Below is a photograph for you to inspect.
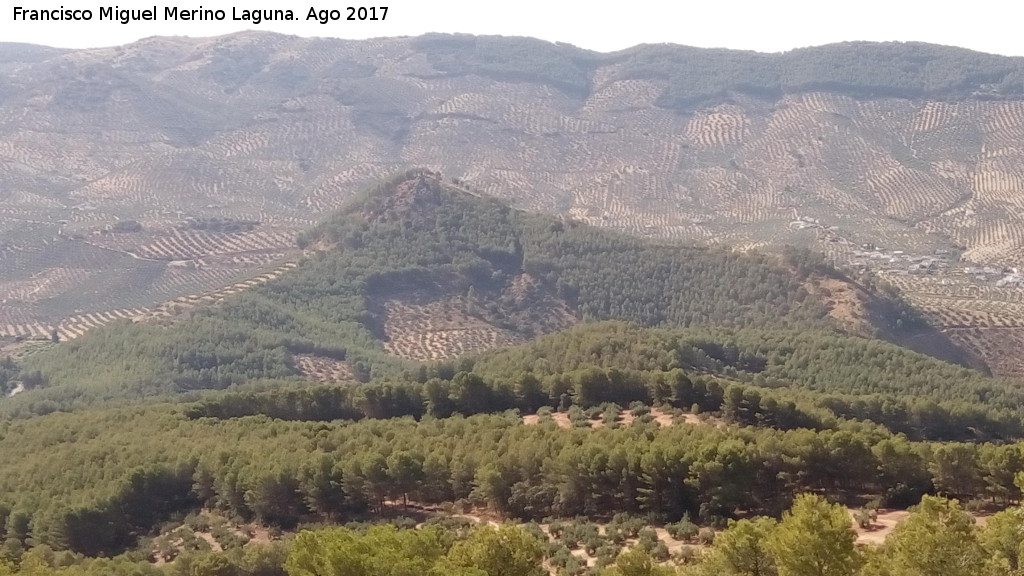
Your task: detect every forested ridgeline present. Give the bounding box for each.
[1,405,1023,562]
[463,321,1024,440]
[8,312,1014,439]
[175,320,1022,442]
[465,322,1000,405]
[11,171,847,410]
[412,34,1024,108]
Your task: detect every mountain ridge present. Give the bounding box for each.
[3,33,1024,375]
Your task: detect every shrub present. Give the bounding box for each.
[629,401,651,416]
[595,544,620,567]
[674,545,699,564]
[666,514,699,541]
[637,528,659,552]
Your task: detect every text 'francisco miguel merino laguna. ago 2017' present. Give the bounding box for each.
[12,6,388,25]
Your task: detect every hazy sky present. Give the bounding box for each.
[2,0,1024,56]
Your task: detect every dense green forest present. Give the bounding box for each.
[174,320,1021,441]
[1,322,1022,561]
[0,404,1022,574]
[410,34,1024,109]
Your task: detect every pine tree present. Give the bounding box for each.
[441,525,545,576]
[867,496,987,576]
[699,517,778,576]
[768,494,861,576]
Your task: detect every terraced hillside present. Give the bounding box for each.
[4,34,1024,374]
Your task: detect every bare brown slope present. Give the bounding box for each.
[804,273,987,372]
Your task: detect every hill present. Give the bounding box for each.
[13,170,871,409]
[3,34,1024,374]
